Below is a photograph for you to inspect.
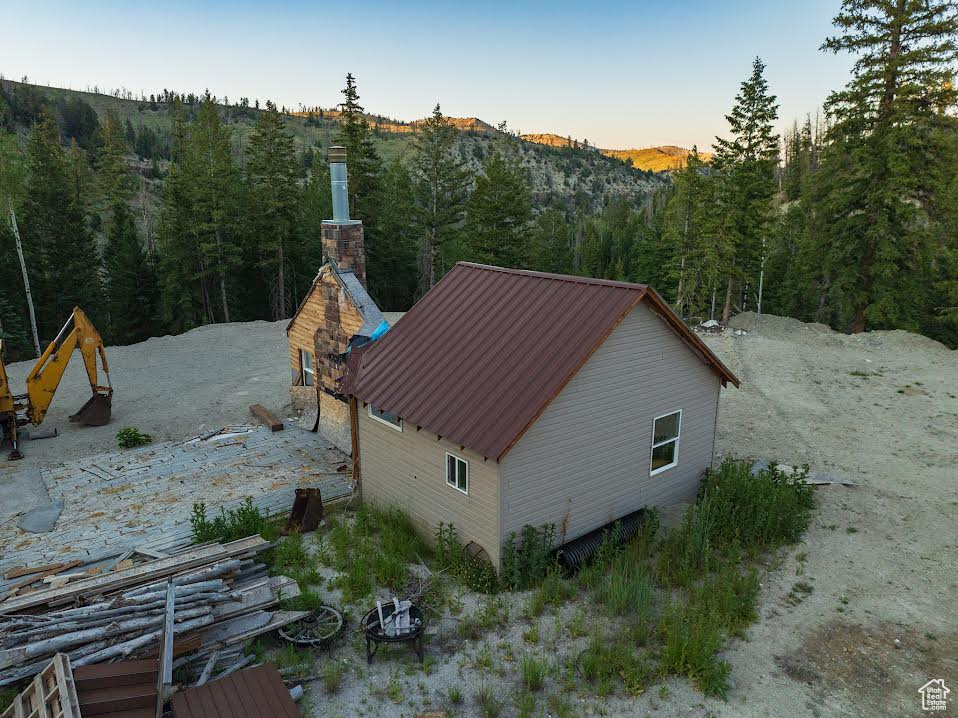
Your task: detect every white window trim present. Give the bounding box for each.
[650,409,682,476]
[445,452,469,495]
[367,403,402,431]
[300,349,314,386]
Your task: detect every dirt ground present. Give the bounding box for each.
[1,312,955,716]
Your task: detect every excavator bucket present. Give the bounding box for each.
[69,393,112,426]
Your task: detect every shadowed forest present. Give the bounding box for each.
[0,0,955,358]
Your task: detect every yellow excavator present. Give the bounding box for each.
[0,307,112,460]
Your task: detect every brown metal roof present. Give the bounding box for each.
[341,262,739,461]
[171,663,298,718]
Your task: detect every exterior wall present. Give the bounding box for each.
[287,268,364,393]
[319,392,351,454]
[357,405,502,568]
[499,302,722,548]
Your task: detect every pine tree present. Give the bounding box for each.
[465,148,533,268]
[712,57,780,320]
[103,202,159,343]
[334,74,383,226]
[665,148,721,317]
[372,158,419,309]
[296,158,332,301]
[412,104,472,294]
[245,101,299,319]
[98,110,135,206]
[815,0,958,333]
[19,112,100,338]
[156,100,208,331]
[184,96,244,323]
[532,207,574,274]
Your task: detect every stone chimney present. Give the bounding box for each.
[321,146,366,287]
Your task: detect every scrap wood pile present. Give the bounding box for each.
[0,536,309,688]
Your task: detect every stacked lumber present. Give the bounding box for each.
[0,537,307,689]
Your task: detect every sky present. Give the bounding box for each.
[1,0,854,150]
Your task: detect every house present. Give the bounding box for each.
[286,147,387,452]
[340,263,739,569]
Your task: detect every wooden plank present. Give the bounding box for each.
[30,672,50,718]
[3,564,68,580]
[4,562,82,599]
[248,404,283,432]
[0,538,266,615]
[52,654,79,718]
[155,582,174,717]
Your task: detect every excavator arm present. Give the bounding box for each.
[24,307,113,426]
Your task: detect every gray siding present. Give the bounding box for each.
[499,302,721,546]
[357,406,502,567]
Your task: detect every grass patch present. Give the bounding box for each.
[658,599,731,698]
[657,457,814,586]
[321,660,345,694]
[458,596,508,640]
[501,523,556,590]
[475,678,504,717]
[578,633,652,697]
[519,653,548,691]
[526,568,575,617]
[0,688,19,714]
[786,580,814,606]
[190,497,277,543]
[273,643,314,677]
[594,554,655,618]
[323,504,430,604]
[435,522,498,593]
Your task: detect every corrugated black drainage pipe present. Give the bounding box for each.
[555,508,647,572]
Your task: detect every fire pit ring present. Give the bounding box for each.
[360,602,425,664]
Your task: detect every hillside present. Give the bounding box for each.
[520,133,711,171]
[0,80,664,211]
[602,145,714,172]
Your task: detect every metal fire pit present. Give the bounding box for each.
[360,603,425,664]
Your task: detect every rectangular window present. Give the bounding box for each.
[368,403,402,431]
[446,453,468,494]
[650,410,681,475]
[300,349,314,386]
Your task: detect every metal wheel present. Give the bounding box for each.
[278,606,343,647]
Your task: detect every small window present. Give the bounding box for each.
[300,349,314,386]
[446,453,468,494]
[368,403,402,431]
[650,410,681,475]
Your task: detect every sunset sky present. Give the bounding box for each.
[1,0,853,150]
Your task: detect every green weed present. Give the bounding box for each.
[116,426,152,448]
[475,678,504,717]
[578,633,651,697]
[519,653,548,691]
[190,497,276,543]
[502,523,556,590]
[594,555,655,618]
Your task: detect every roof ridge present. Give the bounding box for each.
[456,262,648,291]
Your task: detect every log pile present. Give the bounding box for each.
[0,536,308,688]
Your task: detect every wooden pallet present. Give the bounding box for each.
[1,653,80,718]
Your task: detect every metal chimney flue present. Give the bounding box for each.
[328,146,350,222]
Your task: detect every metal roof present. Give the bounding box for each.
[341,262,738,461]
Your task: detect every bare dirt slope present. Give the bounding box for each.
[1,320,294,468]
[699,313,957,717]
